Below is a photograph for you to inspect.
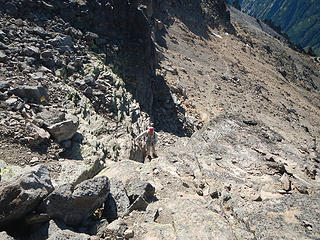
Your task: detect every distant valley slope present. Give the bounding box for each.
[228,0,320,55]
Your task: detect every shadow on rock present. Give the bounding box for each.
[58,132,84,160]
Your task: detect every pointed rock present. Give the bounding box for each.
[280,173,291,191]
[26,123,50,146]
[0,50,8,63]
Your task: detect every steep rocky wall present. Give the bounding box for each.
[0,0,233,114]
[0,0,156,112]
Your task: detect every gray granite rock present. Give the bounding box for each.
[102,178,130,222]
[0,165,54,226]
[12,85,48,103]
[45,176,110,227]
[47,114,79,143]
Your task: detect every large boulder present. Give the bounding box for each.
[98,161,156,216]
[97,160,141,184]
[45,176,110,227]
[47,114,79,143]
[0,165,54,227]
[12,85,48,103]
[36,108,66,127]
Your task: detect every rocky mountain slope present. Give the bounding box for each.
[0,0,320,239]
[227,0,320,55]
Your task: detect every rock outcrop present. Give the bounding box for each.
[47,114,79,143]
[11,85,48,104]
[115,115,320,239]
[102,178,130,222]
[0,165,53,227]
[45,176,110,227]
